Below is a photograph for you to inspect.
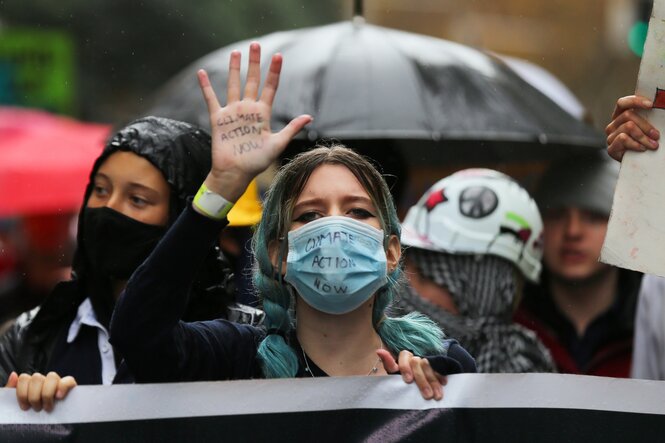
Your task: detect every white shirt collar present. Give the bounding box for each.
[67,297,108,344]
[66,297,117,385]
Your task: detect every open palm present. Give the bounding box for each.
[198,43,312,201]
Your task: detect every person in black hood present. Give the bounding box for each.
[0,116,244,411]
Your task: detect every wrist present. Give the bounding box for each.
[192,183,235,220]
[204,170,252,203]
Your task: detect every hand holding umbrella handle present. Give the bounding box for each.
[197,42,312,204]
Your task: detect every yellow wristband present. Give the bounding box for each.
[193,183,235,220]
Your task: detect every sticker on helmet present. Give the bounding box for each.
[500,212,533,244]
[499,226,532,243]
[425,189,448,212]
[459,186,498,218]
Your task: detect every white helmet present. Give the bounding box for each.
[402,169,543,282]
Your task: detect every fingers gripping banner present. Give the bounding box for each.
[1,374,665,442]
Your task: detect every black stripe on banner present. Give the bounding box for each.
[2,407,664,443]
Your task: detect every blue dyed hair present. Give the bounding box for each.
[253,145,444,378]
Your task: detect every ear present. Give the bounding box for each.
[268,239,288,276]
[385,234,402,273]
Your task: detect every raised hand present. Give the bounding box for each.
[605,95,660,161]
[198,42,312,202]
[377,349,446,401]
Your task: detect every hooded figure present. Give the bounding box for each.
[397,169,555,373]
[0,117,238,385]
[397,251,554,372]
[74,117,235,328]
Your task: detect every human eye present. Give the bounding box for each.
[581,210,607,224]
[130,195,150,208]
[348,208,375,219]
[293,211,321,224]
[92,183,109,198]
[544,208,565,222]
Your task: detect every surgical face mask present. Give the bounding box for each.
[82,207,166,280]
[284,216,388,315]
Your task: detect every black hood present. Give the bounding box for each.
[27,116,232,342]
[73,116,212,280]
[71,117,223,327]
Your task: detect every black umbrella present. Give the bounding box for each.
[147,19,604,166]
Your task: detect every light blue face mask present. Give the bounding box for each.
[284,216,388,315]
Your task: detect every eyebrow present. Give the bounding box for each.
[93,172,110,182]
[95,172,161,195]
[293,195,375,210]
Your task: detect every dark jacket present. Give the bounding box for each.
[0,281,77,383]
[0,279,133,385]
[0,117,234,385]
[515,270,642,377]
[110,204,476,383]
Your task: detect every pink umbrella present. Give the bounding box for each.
[0,107,111,217]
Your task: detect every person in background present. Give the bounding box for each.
[604,94,665,380]
[1,117,240,411]
[515,151,642,377]
[0,213,75,333]
[397,169,554,373]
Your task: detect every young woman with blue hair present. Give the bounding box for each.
[106,43,475,399]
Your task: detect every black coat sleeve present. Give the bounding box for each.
[110,205,263,383]
[425,339,477,375]
[0,323,22,385]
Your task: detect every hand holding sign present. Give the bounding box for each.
[605,95,660,161]
[198,42,313,202]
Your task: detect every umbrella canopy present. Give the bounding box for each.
[147,20,604,165]
[0,107,111,217]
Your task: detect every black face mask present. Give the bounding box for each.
[82,207,166,280]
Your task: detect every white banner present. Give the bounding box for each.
[1,374,665,442]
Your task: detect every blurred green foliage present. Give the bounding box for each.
[0,0,342,120]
